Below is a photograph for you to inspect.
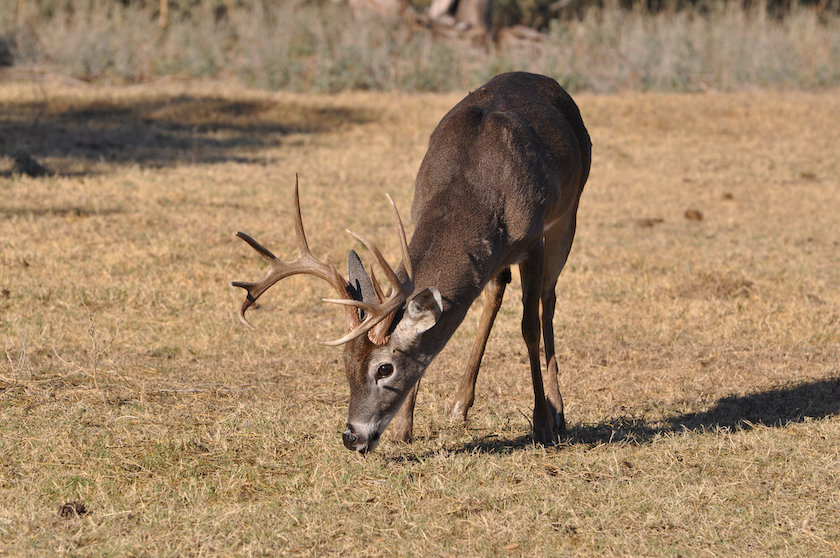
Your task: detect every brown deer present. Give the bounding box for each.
[232,72,591,453]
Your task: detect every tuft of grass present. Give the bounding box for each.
[0,79,839,556]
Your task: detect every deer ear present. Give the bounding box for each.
[401,287,442,335]
[347,250,376,317]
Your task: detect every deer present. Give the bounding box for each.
[231,72,591,454]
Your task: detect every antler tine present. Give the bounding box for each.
[344,230,402,292]
[369,266,387,303]
[344,195,412,293]
[386,193,413,285]
[367,266,393,345]
[318,292,407,346]
[230,231,351,329]
[321,248,408,345]
[230,232,278,330]
[291,174,313,259]
[230,176,356,333]
[322,194,414,346]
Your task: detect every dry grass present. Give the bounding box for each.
[3,0,840,92]
[1,78,839,556]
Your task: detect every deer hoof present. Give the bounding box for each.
[533,427,558,447]
[554,410,566,435]
[450,399,471,422]
[533,408,560,446]
[387,422,413,443]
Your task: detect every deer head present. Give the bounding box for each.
[231,176,442,454]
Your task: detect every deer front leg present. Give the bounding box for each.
[520,246,558,446]
[450,268,511,421]
[388,379,421,442]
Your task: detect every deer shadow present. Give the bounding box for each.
[442,376,840,456]
[0,93,379,174]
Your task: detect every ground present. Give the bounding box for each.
[0,77,839,556]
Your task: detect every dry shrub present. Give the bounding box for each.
[538,2,840,91]
[2,0,840,91]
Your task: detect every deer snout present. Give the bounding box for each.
[342,427,360,451]
[342,424,380,454]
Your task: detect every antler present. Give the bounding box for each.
[230,176,413,347]
[324,193,414,345]
[230,176,357,334]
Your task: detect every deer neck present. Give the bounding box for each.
[402,217,501,358]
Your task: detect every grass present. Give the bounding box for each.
[542,2,840,92]
[1,78,840,555]
[2,0,840,92]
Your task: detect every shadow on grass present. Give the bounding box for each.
[0,95,379,172]
[0,206,125,219]
[448,377,840,455]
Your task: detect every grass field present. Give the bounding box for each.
[1,77,839,556]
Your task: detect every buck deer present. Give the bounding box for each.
[232,72,591,454]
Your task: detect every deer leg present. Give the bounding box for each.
[388,379,421,442]
[520,244,557,446]
[541,289,565,434]
[541,209,579,435]
[450,268,511,421]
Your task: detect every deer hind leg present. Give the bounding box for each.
[520,243,558,446]
[540,288,565,434]
[388,379,421,443]
[541,211,579,435]
[450,268,511,422]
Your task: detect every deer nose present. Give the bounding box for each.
[342,426,362,452]
[343,425,378,454]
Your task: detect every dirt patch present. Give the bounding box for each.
[59,501,88,519]
[676,271,755,300]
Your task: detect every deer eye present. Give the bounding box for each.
[375,363,394,382]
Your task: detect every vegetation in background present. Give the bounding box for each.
[1,0,839,92]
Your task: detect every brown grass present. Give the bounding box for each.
[3,0,840,92]
[1,78,839,556]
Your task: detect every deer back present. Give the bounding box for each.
[407,72,592,335]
